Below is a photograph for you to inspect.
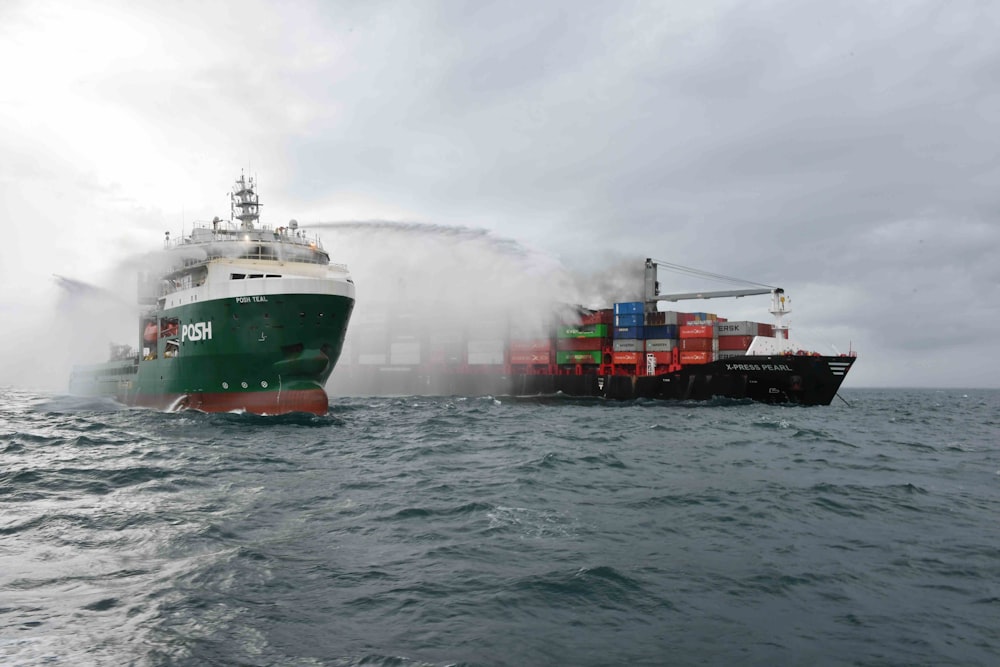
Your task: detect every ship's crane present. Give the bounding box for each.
[642,258,796,353]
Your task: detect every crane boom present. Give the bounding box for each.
[643,258,780,304]
[650,287,774,302]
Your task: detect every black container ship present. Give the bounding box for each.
[328,259,856,406]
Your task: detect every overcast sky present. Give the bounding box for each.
[2,0,998,389]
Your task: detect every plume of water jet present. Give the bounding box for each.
[0,274,136,390]
[307,220,580,336]
[303,220,663,391]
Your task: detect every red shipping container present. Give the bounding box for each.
[757,323,775,336]
[677,312,698,325]
[679,324,715,339]
[680,351,714,365]
[510,351,552,364]
[612,351,641,364]
[680,338,715,352]
[510,339,552,353]
[718,336,755,351]
[647,351,675,365]
[581,309,614,325]
[557,338,607,351]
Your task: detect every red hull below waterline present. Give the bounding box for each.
[129,388,330,415]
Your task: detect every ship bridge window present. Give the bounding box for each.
[249,274,264,279]
[240,245,278,261]
[231,273,246,280]
[266,274,281,278]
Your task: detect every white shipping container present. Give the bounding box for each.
[467,339,505,365]
[356,338,388,353]
[429,341,466,353]
[390,342,421,365]
[354,325,389,348]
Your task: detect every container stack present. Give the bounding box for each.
[355,315,389,365]
[581,308,614,327]
[556,323,607,366]
[466,318,507,368]
[422,314,465,367]
[389,337,421,365]
[467,339,505,365]
[385,313,421,366]
[716,321,775,359]
[340,302,781,380]
[611,301,644,367]
[508,338,553,367]
[678,321,717,365]
[608,308,727,371]
[643,310,679,367]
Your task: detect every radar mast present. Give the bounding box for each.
[231,173,261,230]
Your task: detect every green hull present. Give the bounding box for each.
[71,292,354,414]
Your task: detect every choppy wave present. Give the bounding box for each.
[1,387,998,666]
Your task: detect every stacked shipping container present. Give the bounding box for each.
[555,323,607,366]
[611,302,643,366]
[643,309,679,367]
[339,305,777,377]
[716,321,776,359]
[678,323,717,365]
[509,339,553,366]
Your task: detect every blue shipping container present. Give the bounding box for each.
[644,324,678,339]
[614,302,644,315]
[613,326,644,339]
[615,313,643,327]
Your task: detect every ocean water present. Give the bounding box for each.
[1,387,998,667]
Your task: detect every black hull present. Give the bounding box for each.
[330,355,855,406]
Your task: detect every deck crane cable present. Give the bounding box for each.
[648,258,776,291]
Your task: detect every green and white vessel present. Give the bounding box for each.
[69,174,355,414]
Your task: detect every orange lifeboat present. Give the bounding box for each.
[143,322,158,343]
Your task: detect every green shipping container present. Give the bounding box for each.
[556,350,602,365]
[556,324,608,339]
